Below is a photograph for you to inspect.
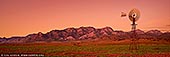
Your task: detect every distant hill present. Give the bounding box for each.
[0,26,170,43]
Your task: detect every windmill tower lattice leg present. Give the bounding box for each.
[129,23,139,51]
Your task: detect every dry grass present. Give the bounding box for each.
[0,39,170,56]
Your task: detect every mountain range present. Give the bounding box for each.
[0,26,170,43]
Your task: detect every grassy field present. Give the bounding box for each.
[0,39,170,56]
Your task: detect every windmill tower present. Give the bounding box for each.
[121,8,140,51]
[128,8,140,50]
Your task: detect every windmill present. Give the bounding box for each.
[121,8,140,51]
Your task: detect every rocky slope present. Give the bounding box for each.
[0,27,170,43]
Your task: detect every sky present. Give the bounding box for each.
[0,0,170,37]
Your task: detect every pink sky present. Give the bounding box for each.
[0,0,170,37]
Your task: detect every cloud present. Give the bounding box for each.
[144,25,170,32]
[146,26,164,29]
[160,30,170,31]
[148,25,170,28]
[166,25,170,27]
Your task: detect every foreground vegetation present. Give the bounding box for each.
[0,39,170,56]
